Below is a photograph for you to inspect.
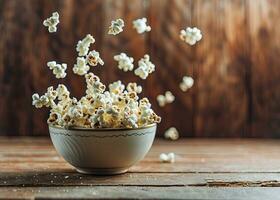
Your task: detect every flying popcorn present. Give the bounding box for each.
[73,57,90,76]
[114,53,134,72]
[180,27,202,45]
[159,153,175,163]
[180,76,194,92]
[133,18,151,34]
[164,127,179,140]
[47,61,67,79]
[108,19,125,35]
[156,91,175,107]
[32,93,49,108]
[43,12,60,33]
[76,34,95,57]
[86,50,104,67]
[134,54,155,79]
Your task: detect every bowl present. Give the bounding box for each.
[49,124,156,175]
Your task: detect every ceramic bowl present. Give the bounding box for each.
[49,124,156,175]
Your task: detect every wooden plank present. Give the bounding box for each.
[248,0,280,137]
[0,172,280,187]
[194,0,249,137]
[0,186,280,200]
[148,0,195,136]
[1,138,280,173]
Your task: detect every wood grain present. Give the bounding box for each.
[248,0,280,137]
[1,0,280,137]
[0,138,280,199]
[194,0,249,137]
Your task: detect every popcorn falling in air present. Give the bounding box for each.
[133,18,151,34]
[76,34,95,57]
[114,53,134,72]
[47,61,67,79]
[156,91,175,107]
[108,19,125,35]
[159,153,175,163]
[164,127,179,140]
[134,54,155,79]
[180,76,194,92]
[180,27,202,45]
[43,12,59,33]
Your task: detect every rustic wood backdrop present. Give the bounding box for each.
[0,0,280,137]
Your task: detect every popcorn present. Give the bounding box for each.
[109,80,125,95]
[32,93,49,108]
[76,34,95,56]
[47,112,62,125]
[43,12,59,33]
[126,83,142,94]
[134,54,155,79]
[159,153,175,163]
[33,18,162,129]
[47,61,67,79]
[73,57,90,75]
[114,53,134,72]
[180,27,202,45]
[133,18,151,34]
[180,76,194,92]
[86,50,104,67]
[108,19,124,35]
[164,127,179,140]
[156,91,175,107]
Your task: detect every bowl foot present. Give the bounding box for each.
[76,167,129,175]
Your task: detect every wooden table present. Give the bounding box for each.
[0,137,280,200]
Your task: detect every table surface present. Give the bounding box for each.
[0,138,280,200]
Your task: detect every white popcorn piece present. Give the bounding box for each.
[109,80,125,95]
[159,153,175,163]
[76,34,95,56]
[108,19,124,35]
[127,83,142,94]
[180,76,194,92]
[47,61,67,79]
[114,53,134,72]
[133,18,151,34]
[180,27,202,45]
[156,91,175,107]
[134,54,155,79]
[86,50,104,67]
[32,93,49,108]
[73,57,90,76]
[164,127,179,140]
[43,12,59,33]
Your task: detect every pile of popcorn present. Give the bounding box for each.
[32,76,161,128]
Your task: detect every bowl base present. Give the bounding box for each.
[76,167,129,175]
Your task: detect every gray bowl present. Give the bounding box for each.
[49,124,156,175]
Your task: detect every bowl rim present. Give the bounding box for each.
[48,123,157,132]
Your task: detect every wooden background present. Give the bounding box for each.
[0,0,280,137]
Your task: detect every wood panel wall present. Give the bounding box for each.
[0,0,280,137]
